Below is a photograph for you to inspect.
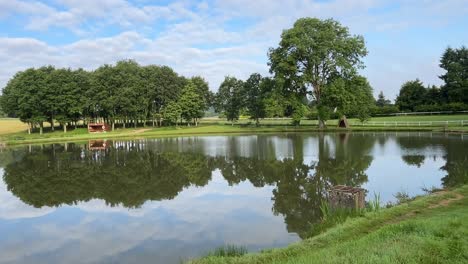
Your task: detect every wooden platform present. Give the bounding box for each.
[329,185,366,209]
[88,123,110,133]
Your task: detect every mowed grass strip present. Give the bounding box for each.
[1,114,467,145]
[191,186,468,264]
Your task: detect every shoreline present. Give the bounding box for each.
[1,124,464,146]
[190,185,468,264]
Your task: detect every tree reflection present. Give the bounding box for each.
[2,133,467,239]
[3,142,215,208]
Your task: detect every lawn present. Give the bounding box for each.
[202,114,468,126]
[1,114,467,145]
[191,185,468,264]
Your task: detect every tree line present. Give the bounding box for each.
[377,46,467,113]
[1,17,466,134]
[0,61,212,134]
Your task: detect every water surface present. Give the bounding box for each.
[0,132,466,264]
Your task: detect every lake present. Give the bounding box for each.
[0,132,466,264]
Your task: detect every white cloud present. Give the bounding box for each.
[0,0,466,96]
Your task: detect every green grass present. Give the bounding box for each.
[202,114,468,126]
[204,245,248,258]
[1,114,467,146]
[190,185,468,264]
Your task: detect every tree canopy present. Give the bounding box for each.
[268,17,368,127]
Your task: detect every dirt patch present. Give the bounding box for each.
[428,192,464,209]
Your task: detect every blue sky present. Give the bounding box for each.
[0,0,467,100]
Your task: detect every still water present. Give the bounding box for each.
[0,132,466,264]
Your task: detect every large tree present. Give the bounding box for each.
[268,17,367,128]
[439,46,468,104]
[395,79,426,111]
[244,73,267,126]
[179,81,205,126]
[216,76,245,125]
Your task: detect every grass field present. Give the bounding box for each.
[0,118,28,135]
[1,114,467,145]
[191,185,468,264]
[202,114,468,126]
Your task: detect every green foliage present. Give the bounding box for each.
[321,75,374,122]
[395,79,427,111]
[216,76,245,123]
[394,191,413,204]
[2,61,188,132]
[244,73,267,125]
[376,91,391,107]
[204,245,248,258]
[179,81,205,124]
[163,101,182,125]
[439,46,468,104]
[269,17,367,127]
[371,105,399,116]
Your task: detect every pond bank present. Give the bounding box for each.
[0,124,462,146]
[190,185,468,264]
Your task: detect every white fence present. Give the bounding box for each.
[351,120,468,127]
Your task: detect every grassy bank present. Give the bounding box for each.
[0,123,449,146]
[191,185,468,264]
[1,116,467,146]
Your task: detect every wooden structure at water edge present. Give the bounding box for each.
[88,123,110,133]
[338,116,350,128]
[329,185,366,209]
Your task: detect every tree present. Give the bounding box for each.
[439,46,468,104]
[321,75,374,123]
[1,68,50,134]
[395,79,426,111]
[163,101,182,126]
[179,81,205,126]
[190,76,211,124]
[268,17,367,128]
[423,85,442,106]
[376,91,391,107]
[244,73,267,126]
[216,76,245,125]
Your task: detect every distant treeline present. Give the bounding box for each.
[375,46,468,115]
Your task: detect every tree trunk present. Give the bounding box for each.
[51,118,55,132]
[63,123,67,133]
[27,123,31,134]
[39,122,43,135]
[112,121,115,131]
[318,116,326,129]
[134,120,137,128]
[256,118,260,127]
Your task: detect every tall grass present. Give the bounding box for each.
[204,245,248,258]
[310,193,382,237]
[368,192,381,212]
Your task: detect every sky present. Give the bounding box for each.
[0,0,467,101]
